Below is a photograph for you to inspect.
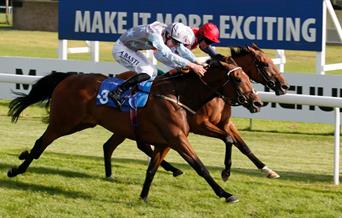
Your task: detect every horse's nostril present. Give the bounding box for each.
[254,100,263,108]
[282,84,289,90]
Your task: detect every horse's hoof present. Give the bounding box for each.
[262,166,280,179]
[267,171,280,179]
[105,176,115,181]
[18,150,30,160]
[221,170,230,182]
[172,169,183,177]
[7,168,17,178]
[226,195,239,203]
[140,196,148,203]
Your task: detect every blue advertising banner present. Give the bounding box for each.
[59,0,323,51]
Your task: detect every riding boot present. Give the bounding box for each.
[109,73,151,107]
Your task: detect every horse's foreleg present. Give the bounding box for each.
[228,123,280,179]
[140,146,170,202]
[103,134,126,179]
[191,120,237,182]
[136,142,183,177]
[221,135,234,181]
[8,129,59,177]
[173,137,238,203]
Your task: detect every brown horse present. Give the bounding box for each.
[7,57,261,203]
[102,44,289,181]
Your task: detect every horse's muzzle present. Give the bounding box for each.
[248,99,262,113]
[275,83,289,96]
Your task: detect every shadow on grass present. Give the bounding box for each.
[152,162,335,184]
[229,167,334,183]
[1,151,336,185]
[0,161,95,179]
[0,178,92,199]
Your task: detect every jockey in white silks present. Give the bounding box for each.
[155,22,221,68]
[110,21,206,107]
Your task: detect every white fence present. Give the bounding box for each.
[259,92,341,185]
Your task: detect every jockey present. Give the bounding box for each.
[191,22,220,57]
[110,21,206,107]
[154,22,221,68]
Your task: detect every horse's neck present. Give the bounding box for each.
[152,73,217,111]
[232,55,254,78]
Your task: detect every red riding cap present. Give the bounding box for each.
[198,23,220,43]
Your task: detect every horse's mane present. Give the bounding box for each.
[206,58,223,67]
[230,46,252,58]
[230,44,263,58]
[206,56,239,68]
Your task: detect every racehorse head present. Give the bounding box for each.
[205,57,262,113]
[230,44,289,95]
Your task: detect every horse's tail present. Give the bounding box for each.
[8,72,75,123]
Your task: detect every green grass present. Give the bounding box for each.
[0,101,341,217]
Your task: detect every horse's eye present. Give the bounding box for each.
[260,62,268,68]
[232,76,241,83]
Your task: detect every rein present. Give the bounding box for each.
[153,66,244,114]
[154,94,196,115]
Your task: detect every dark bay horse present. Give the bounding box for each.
[103,44,289,181]
[7,57,261,203]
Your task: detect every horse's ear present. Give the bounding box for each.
[219,61,228,67]
[251,43,260,50]
[248,43,262,52]
[225,56,238,65]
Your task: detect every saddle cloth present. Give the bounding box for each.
[96,77,152,112]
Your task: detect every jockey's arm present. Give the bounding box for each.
[149,34,190,67]
[200,45,218,58]
[175,44,197,63]
[149,34,206,77]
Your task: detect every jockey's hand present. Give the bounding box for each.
[188,62,206,77]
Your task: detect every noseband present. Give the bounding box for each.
[254,60,275,89]
[200,66,250,106]
[225,67,251,106]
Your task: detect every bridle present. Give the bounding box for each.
[154,64,251,114]
[254,58,276,89]
[198,65,251,107]
[224,67,253,106]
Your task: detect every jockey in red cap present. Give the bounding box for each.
[155,22,221,69]
[191,22,220,58]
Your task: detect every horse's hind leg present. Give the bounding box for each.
[7,127,61,177]
[103,134,183,178]
[136,142,183,177]
[103,134,126,179]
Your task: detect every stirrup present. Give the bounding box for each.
[113,96,123,108]
[109,90,123,108]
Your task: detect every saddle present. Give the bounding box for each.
[96,77,152,112]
